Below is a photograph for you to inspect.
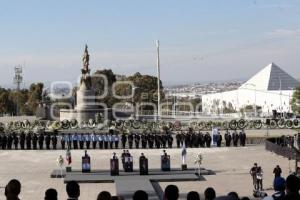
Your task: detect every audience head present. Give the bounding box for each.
[97,191,111,200]
[5,179,21,199]
[44,188,58,200]
[273,177,286,191]
[164,185,179,200]
[240,197,250,200]
[187,191,200,200]
[66,181,80,199]
[204,187,216,200]
[133,190,148,200]
[286,174,300,194]
[227,191,239,200]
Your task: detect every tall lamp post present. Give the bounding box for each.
[13,66,23,116]
[132,86,139,119]
[156,40,161,121]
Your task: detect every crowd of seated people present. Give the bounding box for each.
[3,173,300,200]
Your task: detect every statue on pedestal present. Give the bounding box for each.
[80,44,92,90]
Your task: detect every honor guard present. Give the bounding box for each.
[32,133,38,150]
[128,133,133,149]
[113,133,119,149]
[108,133,113,149]
[1,133,7,149]
[134,134,140,149]
[98,134,104,149]
[167,133,173,148]
[13,133,19,150]
[216,132,222,147]
[232,130,239,147]
[20,132,25,150]
[79,133,84,149]
[25,132,32,150]
[85,134,91,149]
[91,132,97,149]
[148,133,154,148]
[121,132,127,149]
[224,130,232,147]
[161,133,167,148]
[51,133,57,150]
[61,133,66,150]
[104,133,109,149]
[141,134,148,149]
[67,133,72,149]
[45,132,51,150]
[38,132,44,150]
[198,132,205,147]
[176,132,182,148]
[72,133,78,149]
[205,132,211,148]
[7,133,13,149]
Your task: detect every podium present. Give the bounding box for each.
[82,152,91,173]
[124,156,133,172]
[110,158,119,176]
[161,155,171,171]
[139,157,148,175]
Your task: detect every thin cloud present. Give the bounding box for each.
[267,28,300,38]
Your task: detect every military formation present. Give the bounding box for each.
[0,129,247,150]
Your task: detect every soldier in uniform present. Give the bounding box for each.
[61,133,66,150]
[121,132,127,149]
[13,132,19,150]
[7,133,13,149]
[176,132,181,148]
[104,133,109,149]
[192,132,198,148]
[38,132,44,150]
[51,133,57,150]
[161,133,167,148]
[141,133,148,149]
[240,130,246,146]
[72,133,78,149]
[98,134,103,149]
[232,130,239,147]
[67,133,72,149]
[2,133,7,149]
[79,133,84,149]
[45,132,51,150]
[86,133,91,149]
[134,134,140,149]
[113,132,119,149]
[205,132,211,148]
[25,132,32,150]
[128,133,133,149]
[167,133,173,148]
[148,133,154,149]
[198,132,205,148]
[108,132,114,149]
[20,131,25,150]
[224,130,231,147]
[32,133,38,150]
[91,132,97,149]
[216,132,222,147]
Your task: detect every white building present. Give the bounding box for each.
[202,63,300,116]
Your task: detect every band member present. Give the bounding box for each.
[161,133,167,148]
[167,133,173,148]
[141,134,148,149]
[121,132,127,149]
[38,132,44,150]
[148,133,154,149]
[32,133,38,150]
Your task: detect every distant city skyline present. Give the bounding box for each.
[0,0,300,88]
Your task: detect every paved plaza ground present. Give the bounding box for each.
[0,142,293,200]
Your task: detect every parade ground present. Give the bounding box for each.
[0,143,293,200]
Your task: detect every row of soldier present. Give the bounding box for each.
[0,129,246,150]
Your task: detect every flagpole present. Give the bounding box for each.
[156,40,161,121]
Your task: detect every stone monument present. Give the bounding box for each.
[60,45,103,122]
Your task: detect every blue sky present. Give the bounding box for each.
[0,0,299,87]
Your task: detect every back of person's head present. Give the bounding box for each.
[164,185,179,200]
[240,197,250,200]
[227,191,239,200]
[187,191,200,200]
[286,174,300,194]
[204,187,216,200]
[111,196,120,200]
[45,188,58,200]
[133,190,148,200]
[273,177,286,191]
[97,191,111,200]
[214,196,235,200]
[66,181,80,199]
[5,179,21,198]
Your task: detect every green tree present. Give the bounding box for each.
[27,83,44,114]
[291,86,300,114]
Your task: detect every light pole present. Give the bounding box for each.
[13,66,23,116]
[132,86,139,119]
